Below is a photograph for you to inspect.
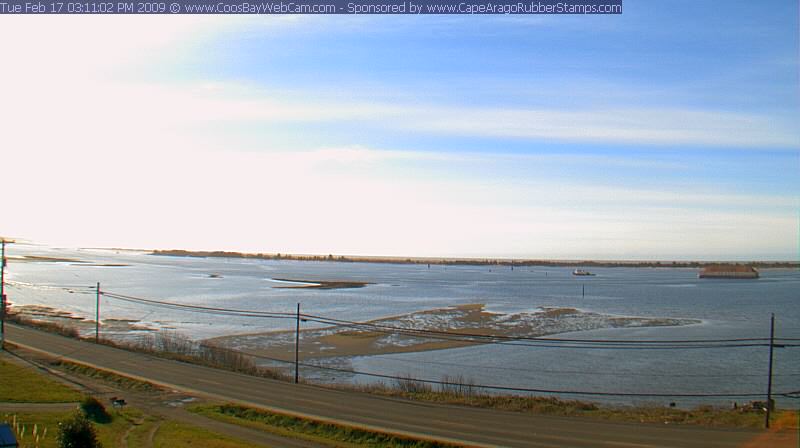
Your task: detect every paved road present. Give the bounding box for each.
[7,324,763,448]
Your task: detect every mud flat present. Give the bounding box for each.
[270,278,371,289]
[7,304,157,335]
[9,255,85,263]
[211,304,700,361]
[74,263,131,267]
[8,256,128,267]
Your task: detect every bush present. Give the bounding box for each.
[80,396,111,423]
[57,411,102,448]
[395,375,432,394]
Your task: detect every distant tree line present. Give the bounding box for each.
[150,250,798,269]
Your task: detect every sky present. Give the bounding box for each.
[1,1,798,260]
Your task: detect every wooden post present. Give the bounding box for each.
[765,313,775,429]
[294,303,300,384]
[95,282,101,343]
[0,240,5,351]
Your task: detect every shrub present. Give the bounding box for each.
[57,411,102,448]
[439,374,477,399]
[395,375,432,394]
[80,396,111,423]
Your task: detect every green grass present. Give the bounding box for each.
[153,421,263,448]
[0,358,83,403]
[190,403,460,447]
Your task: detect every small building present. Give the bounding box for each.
[699,264,759,279]
[0,424,17,448]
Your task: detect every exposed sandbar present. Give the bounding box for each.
[76,263,131,267]
[9,255,85,263]
[210,304,699,361]
[270,278,371,290]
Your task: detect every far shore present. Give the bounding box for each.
[151,249,799,269]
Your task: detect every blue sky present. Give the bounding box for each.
[1,1,798,259]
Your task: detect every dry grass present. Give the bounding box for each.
[7,313,80,338]
[341,376,781,429]
[10,317,288,381]
[105,331,289,381]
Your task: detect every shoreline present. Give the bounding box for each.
[151,249,799,269]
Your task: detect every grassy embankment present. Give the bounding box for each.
[190,403,458,448]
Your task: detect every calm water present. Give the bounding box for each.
[6,244,799,407]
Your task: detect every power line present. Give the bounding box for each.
[102,291,296,320]
[98,296,798,349]
[229,347,794,399]
[145,341,795,399]
[9,283,799,348]
[299,316,781,350]
[6,280,95,293]
[364,354,800,378]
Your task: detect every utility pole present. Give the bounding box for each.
[1,240,6,351]
[95,282,101,343]
[294,303,300,384]
[765,313,775,429]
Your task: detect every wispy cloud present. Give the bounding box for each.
[406,106,799,148]
[6,77,795,150]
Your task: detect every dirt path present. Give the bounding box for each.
[117,413,148,448]
[145,420,162,448]
[118,422,134,448]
